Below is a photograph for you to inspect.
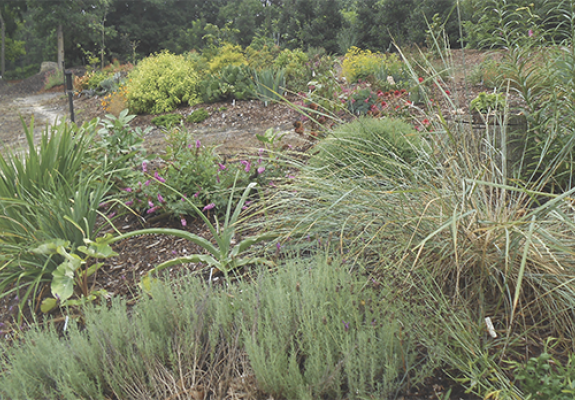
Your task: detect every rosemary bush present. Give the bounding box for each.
[0,256,435,400]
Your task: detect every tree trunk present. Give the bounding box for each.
[57,23,64,70]
[0,10,5,79]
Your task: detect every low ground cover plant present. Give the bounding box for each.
[0,256,436,400]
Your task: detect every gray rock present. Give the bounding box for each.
[40,62,59,73]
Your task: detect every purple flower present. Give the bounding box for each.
[240,160,251,172]
[157,193,165,203]
[216,174,220,183]
[147,206,160,214]
[257,166,265,174]
[202,203,215,211]
[276,242,281,250]
[125,200,134,207]
[342,321,349,332]
[196,139,201,148]
[217,162,226,171]
[142,161,148,173]
[193,191,200,198]
[144,180,151,186]
[269,181,276,187]
[154,171,166,183]
[124,187,133,192]
[181,217,187,227]
[148,200,154,208]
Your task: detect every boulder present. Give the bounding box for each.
[40,62,59,73]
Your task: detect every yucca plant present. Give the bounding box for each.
[0,118,111,319]
[253,68,286,106]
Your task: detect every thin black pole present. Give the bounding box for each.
[64,70,75,123]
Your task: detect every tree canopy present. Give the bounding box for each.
[3,0,465,75]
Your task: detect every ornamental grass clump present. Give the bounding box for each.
[262,9,575,398]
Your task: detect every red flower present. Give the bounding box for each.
[445,90,451,95]
[418,77,424,83]
[422,118,430,125]
[394,90,401,97]
[381,101,388,108]
[400,89,407,94]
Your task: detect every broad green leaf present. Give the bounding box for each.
[31,239,70,255]
[40,297,58,313]
[78,243,118,258]
[51,258,81,302]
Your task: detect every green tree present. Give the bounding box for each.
[0,1,26,78]
[27,0,118,68]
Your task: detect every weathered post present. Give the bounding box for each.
[64,70,75,123]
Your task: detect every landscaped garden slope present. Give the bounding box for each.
[3,1,575,399]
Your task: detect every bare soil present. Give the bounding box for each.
[0,50,498,399]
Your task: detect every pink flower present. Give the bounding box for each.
[257,166,265,174]
[196,139,201,148]
[202,203,215,211]
[147,206,160,214]
[240,160,251,172]
[142,161,148,173]
[144,180,151,186]
[193,191,200,198]
[528,29,534,37]
[157,193,165,203]
[154,171,166,183]
[269,181,276,187]
[181,217,187,227]
[108,212,116,218]
[148,200,154,208]
[217,163,226,171]
[124,187,133,192]
[125,200,134,206]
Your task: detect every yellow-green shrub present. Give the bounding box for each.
[341,47,385,83]
[207,43,247,74]
[245,44,281,71]
[126,51,200,115]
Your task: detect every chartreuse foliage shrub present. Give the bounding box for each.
[342,47,409,90]
[206,43,247,74]
[0,256,435,400]
[126,51,200,114]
